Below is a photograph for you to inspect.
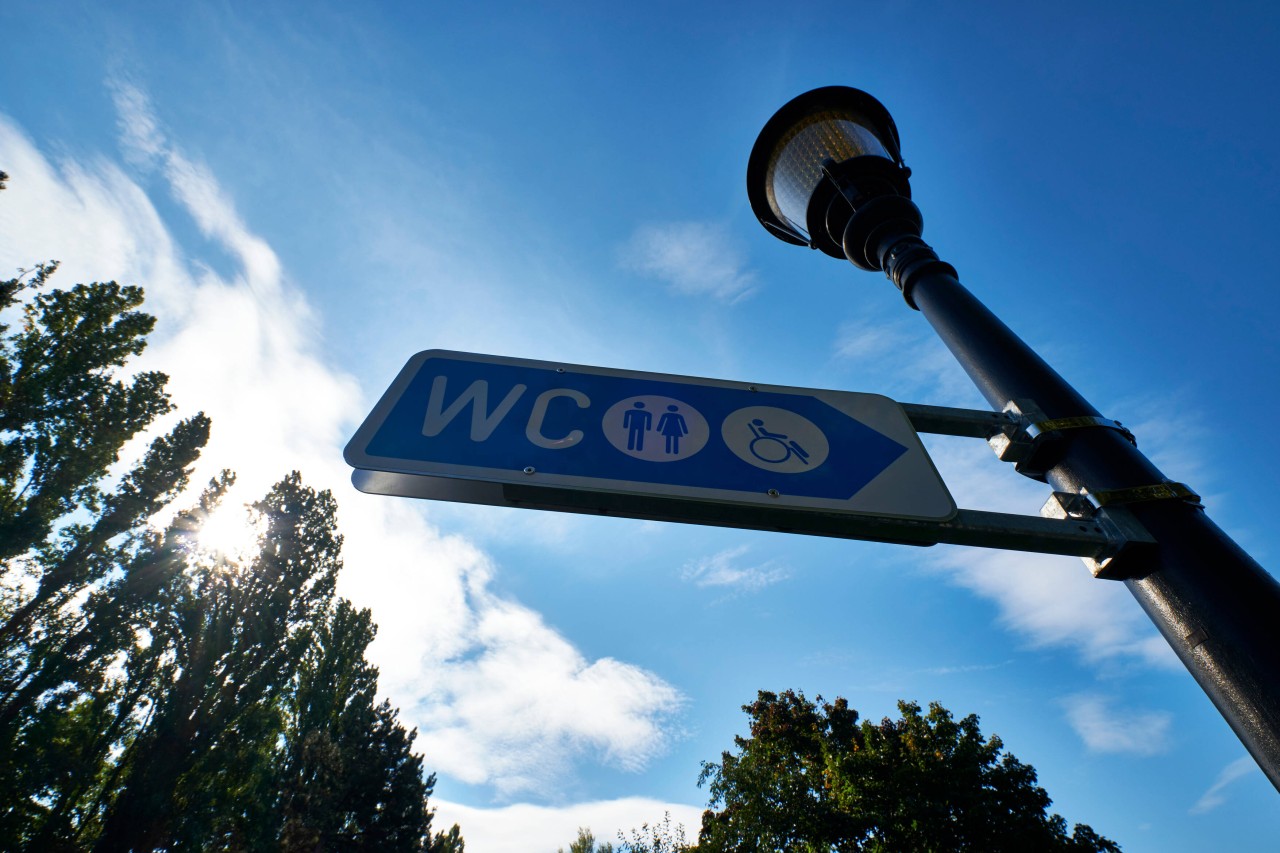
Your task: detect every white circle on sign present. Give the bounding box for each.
[721,406,830,474]
[602,396,709,462]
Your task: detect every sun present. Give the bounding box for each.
[195,505,262,561]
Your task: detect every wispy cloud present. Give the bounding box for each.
[831,317,982,409]
[110,78,166,165]
[0,89,683,798]
[918,660,1014,676]
[620,221,758,303]
[833,318,919,362]
[110,78,283,294]
[1062,694,1172,756]
[681,544,790,593]
[1189,756,1258,814]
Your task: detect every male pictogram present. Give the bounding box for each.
[622,401,652,451]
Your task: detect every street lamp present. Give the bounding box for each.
[747,86,909,261]
[748,86,1280,792]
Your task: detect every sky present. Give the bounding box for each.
[2,1,1279,850]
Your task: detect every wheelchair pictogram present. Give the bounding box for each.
[747,418,811,465]
[722,405,830,474]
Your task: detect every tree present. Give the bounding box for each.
[8,467,461,853]
[280,598,464,851]
[0,259,210,848]
[1,188,460,850]
[90,473,343,852]
[697,690,1120,852]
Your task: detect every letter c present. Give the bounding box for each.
[526,388,590,449]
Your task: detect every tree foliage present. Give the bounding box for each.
[617,813,690,853]
[0,253,460,850]
[560,814,691,853]
[0,260,210,846]
[696,690,1120,853]
[280,598,453,851]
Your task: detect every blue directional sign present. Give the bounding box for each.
[346,351,956,525]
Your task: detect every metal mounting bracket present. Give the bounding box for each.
[902,399,1136,482]
[1040,491,1157,579]
[899,401,1159,578]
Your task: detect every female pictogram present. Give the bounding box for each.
[657,405,689,455]
[747,418,810,465]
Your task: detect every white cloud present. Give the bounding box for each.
[0,91,682,799]
[682,544,790,593]
[408,593,685,795]
[432,797,704,853]
[1189,756,1258,815]
[620,221,758,303]
[1062,694,1172,756]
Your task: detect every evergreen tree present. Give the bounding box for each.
[90,473,341,852]
[0,260,209,847]
[1,192,460,850]
[280,598,463,851]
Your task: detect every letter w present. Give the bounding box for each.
[422,376,526,441]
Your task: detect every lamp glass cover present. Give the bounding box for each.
[765,111,890,241]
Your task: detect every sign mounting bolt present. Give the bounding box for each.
[523,466,536,475]
[767,489,780,498]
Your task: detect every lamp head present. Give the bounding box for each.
[747,86,911,259]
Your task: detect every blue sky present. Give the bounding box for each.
[3,2,1279,849]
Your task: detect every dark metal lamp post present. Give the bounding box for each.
[748,86,1280,791]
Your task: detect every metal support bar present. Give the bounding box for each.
[900,402,1019,439]
[934,507,1145,558]
[352,469,1145,562]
